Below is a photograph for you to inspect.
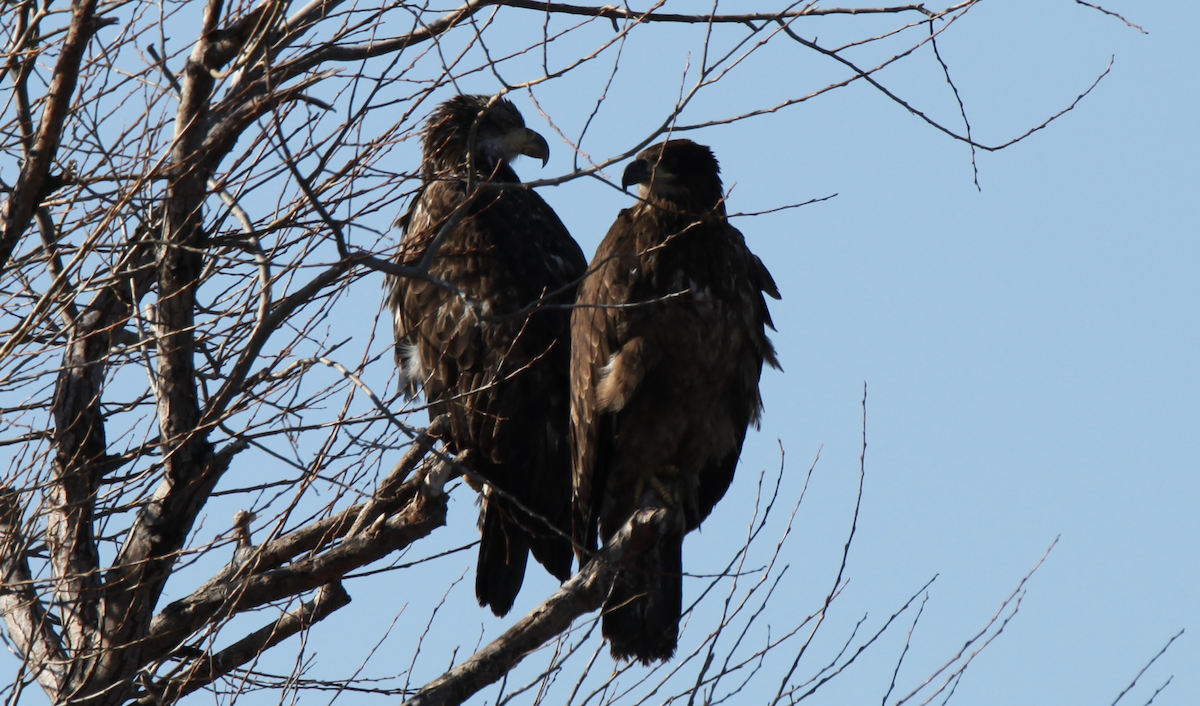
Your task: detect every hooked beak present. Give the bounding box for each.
[621,158,651,191]
[510,127,550,167]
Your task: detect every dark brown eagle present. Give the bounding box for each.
[386,94,587,616]
[571,139,780,663]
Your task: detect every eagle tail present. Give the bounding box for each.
[603,530,682,665]
[476,498,529,617]
[526,519,574,584]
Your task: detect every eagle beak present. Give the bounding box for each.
[512,128,550,167]
[621,158,652,191]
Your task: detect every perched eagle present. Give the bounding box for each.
[386,94,587,616]
[571,139,780,663]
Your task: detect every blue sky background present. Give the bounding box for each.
[3,1,1195,704]
[523,2,1198,702]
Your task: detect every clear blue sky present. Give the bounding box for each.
[4,2,1195,704]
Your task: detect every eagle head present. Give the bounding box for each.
[622,139,725,212]
[422,94,550,179]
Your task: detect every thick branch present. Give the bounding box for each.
[0,0,101,273]
[89,440,245,702]
[89,2,234,692]
[143,481,446,662]
[154,417,446,624]
[404,507,670,706]
[346,416,450,536]
[48,232,156,678]
[149,583,352,704]
[0,489,67,697]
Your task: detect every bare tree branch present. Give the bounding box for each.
[145,582,352,704]
[0,489,67,696]
[146,476,446,664]
[404,507,671,706]
[1110,629,1184,706]
[1075,0,1148,34]
[489,1,939,24]
[0,0,104,273]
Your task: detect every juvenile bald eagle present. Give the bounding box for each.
[571,139,780,663]
[386,94,587,616]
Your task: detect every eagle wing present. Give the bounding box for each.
[570,208,634,557]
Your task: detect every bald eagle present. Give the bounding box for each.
[386,95,587,616]
[571,139,780,663]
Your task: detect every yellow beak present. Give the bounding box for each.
[509,128,550,166]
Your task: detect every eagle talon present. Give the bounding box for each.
[635,465,679,508]
[649,476,675,507]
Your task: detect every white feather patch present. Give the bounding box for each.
[398,341,425,395]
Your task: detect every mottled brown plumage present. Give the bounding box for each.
[386,95,586,616]
[571,139,780,663]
